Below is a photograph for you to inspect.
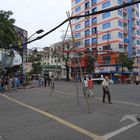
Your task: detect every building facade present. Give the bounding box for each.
[71,0,140,76]
[45,40,73,79]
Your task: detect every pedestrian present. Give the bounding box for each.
[0,78,4,93]
[50,75,55,89]
[102,76,112,104]
[44,74,47,87]
[13,76,18,91]
[87,76,94,97]
[83,77,88,96]
[4,76,9,92]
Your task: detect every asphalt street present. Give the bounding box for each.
[0,81,140,140]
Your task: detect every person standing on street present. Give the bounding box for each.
[83,77,88,96]
[102,76,112,104]
[87,76,94,97]
[50,75,55,89]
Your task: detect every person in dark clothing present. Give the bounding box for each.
[44,74,47,87]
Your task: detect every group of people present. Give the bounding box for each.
[83,76,112,104]
[38,74,55,89]
[0,74,25,93]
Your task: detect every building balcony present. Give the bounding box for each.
[92,42,98,46]
[92,22,97,26]
[85,24,90,28]
[85,44,90,48]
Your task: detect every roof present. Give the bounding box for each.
[42,64,62,70]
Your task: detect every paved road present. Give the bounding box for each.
[0,81,140,140]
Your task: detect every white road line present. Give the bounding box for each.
[38,88,140,107]
[103,122,139,139]
[0,94,106,140]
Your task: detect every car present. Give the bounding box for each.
[92,77,104,84]
[83,75,104,85]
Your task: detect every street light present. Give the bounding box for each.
[24,29,44,62]
[23,29,44,81]
[27,29,44,41]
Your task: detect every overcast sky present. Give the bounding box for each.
[0,0,71,49]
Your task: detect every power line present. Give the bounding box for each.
[8,0,140,48]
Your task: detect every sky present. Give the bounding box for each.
[0,0,71,50]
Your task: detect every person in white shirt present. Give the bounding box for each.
[102,76,112,104]
[83,77,88,96]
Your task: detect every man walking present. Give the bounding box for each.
[102,76,112,104]
[87,76,94,97]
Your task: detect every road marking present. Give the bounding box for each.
[38,88,140,107]
[103,114,140,139]
[0,94,105,140]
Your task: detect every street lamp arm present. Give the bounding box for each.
[27,29,44,41]
[27,32,36,41]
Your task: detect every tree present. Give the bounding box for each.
[85,48,96,74]
[117,52,134,72]
[28,49,43,74]
[60,43,71,81]
[0,10,18,48]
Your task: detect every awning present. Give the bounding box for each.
[42,64,62,70]
[114,73,121,76]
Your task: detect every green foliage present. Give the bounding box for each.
[28,49,43,74]
[117,52,134,71]
[0,10,18,48]
[85,49,96,74]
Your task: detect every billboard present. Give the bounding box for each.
[13,25,28,55]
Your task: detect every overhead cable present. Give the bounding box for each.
[15,0,140,47]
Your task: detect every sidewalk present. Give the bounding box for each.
[26,79,38,89]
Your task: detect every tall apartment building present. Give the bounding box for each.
[71,0,140,76]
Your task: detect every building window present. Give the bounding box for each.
[75,32,81,38]
[117,0,122,4]
[85,20,90,27]
[118,32,123,38]
[118,10,122,16]
[102,22,111,29]
[85,29,90,36]
[136,12,139,17]
[92,17,97,25]
[102,12,110,19]
[85,39,90,45]
[75,24,81,29]
[102,1,110,9]
[119,44,123,49]
[137,30,140,35]
[91,0,97,6]
[85,2,90,9]
[118,20,123,27]
[92,37,97,44]
[85,11,89,15]
[58,58,61,63]
[136,21,140,26]
[91,7,97,13]
[75,0,81,4]
[75,42,81,47]
[92,27,97,34]
[103,44,110,50]
[102,56,110,64]
[137,40,140,45]
[75,6,81,12]
[102,33,111,40]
